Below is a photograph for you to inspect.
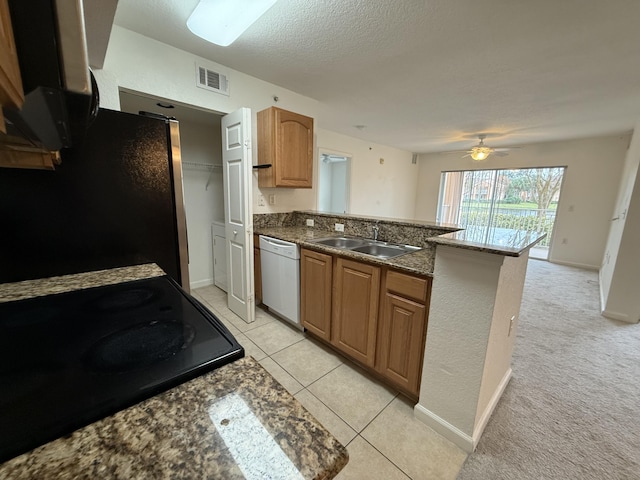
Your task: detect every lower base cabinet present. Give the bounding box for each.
[254,234,262,304]
[300,249,332,340]
[331,258,380,367]
[375,292,427,394]
[300,248,431,397]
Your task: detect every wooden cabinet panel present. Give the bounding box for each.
[376,292,427,395]
[386,270,429,303]
[332,258,380,367]
[300,248,332,340]
[257,107,313,188]
[0,0,24,132]
[253,234,262,304]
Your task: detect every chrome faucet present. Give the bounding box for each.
[372,224,380,241]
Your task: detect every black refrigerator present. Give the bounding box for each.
[0,108,190,288]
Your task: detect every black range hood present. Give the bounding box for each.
[2,0,98,151]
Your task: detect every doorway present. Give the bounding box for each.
[437,167,566,260]
[317,149,351,214]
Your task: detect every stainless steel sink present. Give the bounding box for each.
[311,237,370,249]
[308,236,421,259]
[350,244,413,259]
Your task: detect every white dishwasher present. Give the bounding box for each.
[259,235,301,329]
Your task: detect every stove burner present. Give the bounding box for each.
[85,320,195,373]
[91,287,159,312]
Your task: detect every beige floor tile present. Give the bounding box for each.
[335,436,409,480]
[307,363,397,432]
[244,320,305,355]
[362,396,468,480]
[258,357,303,395]
[271,338,343,386]
[234,333,267,361]
[294,390,357,446]
[225,309,276,333]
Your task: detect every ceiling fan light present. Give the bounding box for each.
[187,0,278,47]
[471,147,491,161]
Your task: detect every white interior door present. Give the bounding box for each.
[221,108,255,323]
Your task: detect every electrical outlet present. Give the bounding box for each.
[268,194,276,205]
[306,219,315,227]
[335,223,344,232]
[258,194,265,206]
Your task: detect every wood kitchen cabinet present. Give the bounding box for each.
[300,248,332,340]
[0,0,24,133]
[375,270,431,395]
[331,257,380,367]
[257,107,314,188]
[254,234,262,305]
[299,248,431,398]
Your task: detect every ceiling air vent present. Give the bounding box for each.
[196,64,229,96]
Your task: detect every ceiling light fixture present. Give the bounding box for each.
[187,0,278,47]
[470,146,491,161]
[470,135,491,161]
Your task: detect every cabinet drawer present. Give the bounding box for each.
[386,270,428,303]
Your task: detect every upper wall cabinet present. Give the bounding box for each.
[257,106,314,188]
[0,0,24,133]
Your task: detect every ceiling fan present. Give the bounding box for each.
[446,134,522,161]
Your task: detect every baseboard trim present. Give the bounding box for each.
[190,278,213,290]
[601,309,635,323]
[414,404,475,453]
[473,368,512,447]
[547,258,598,271]
[414,368,512,453]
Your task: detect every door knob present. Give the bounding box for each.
[233,230,238,236]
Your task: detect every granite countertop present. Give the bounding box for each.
[0,356,348,479]
[0,265,348,479]
[426,226,547,256]
[0,263,166,302]
[254,226,436,277]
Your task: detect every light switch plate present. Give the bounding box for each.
[306,219,314,227]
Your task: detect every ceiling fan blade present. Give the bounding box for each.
[493,151,509,157]
[443,150,473,154]
[493,146,524,151]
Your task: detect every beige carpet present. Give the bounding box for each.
[457,259,640,479]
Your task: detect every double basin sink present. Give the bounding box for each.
[308,235,421,259]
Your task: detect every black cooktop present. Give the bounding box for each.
[0,276,244,463]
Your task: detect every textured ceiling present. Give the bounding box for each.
[113,0,640,153]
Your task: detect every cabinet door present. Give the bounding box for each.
[332,258,380,367]
[300,249,332,340]
[0,0,24,132]
[376,292,426,395]
[254,235,262,304]
[274,108,313,187]
[257,107,313,188]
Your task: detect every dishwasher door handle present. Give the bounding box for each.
[264,237,294,248]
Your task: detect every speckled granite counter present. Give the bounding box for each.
[426,226,546,256]
[0,265,348,479]
[0,264,165,302]
[0,356,348,479]
[254,226,436,276]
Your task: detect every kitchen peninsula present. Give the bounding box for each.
[255,211,545,452]
[0,265,348,479]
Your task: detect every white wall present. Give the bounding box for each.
[179,117,224,289]
[316,130,418,219]
[96,26,418,221]
[414,135,630,269]
[600,119,640,322]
